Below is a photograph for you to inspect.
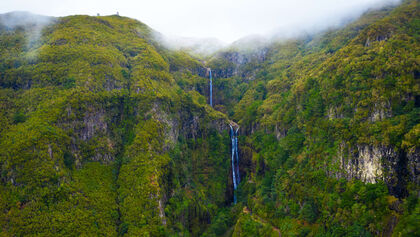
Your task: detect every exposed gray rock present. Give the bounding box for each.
[369,101,392,122]
[407,149,420,188]
[210,48,268,79]
[327,106,344,120]
[335,143,415,197]
[81,109,108,141]
[338,144,392,183]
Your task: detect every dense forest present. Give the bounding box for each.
[0,0,419,236]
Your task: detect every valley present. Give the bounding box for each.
[0,1,419,236]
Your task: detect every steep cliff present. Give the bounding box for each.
[208,1,419,236]
[0,1,419,236]
[0,13,231,236]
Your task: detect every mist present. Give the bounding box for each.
[0,0,403,54]
[1,0,403,43]
[161,0,402,55]
[0,11,54,49]
[267,0,402,40]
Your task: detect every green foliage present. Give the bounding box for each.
[393,194,420,236]
[0,12,230,236]
[117,119,170,236]
[0,1,419,236]
[12,111,26,123]
[216,1,420,235]
[165,129,230,235]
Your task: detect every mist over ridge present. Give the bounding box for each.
[1,0,403,45]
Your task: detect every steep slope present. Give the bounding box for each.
[0,13,232,236]
[204,1,419,236]
[0,1,419,236]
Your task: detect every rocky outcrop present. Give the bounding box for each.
[407,149,420,189]
[61,105,118,166]
[327,106,344,120]
[337,144,388,183]
[369,101,392,122]
[209,48,268,79]
[336,143,415,198]
[80,109,108,140]
[147,100,229,146]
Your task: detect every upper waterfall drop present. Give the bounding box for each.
[235,127,240,184]
[209,69,213,107]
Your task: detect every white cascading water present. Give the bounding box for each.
[229,124,240,203]
[235,127,240,183]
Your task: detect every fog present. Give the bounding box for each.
[1,0,402,43]
[0,11,54,49]
[1,0,403,54]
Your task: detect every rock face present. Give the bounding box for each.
[196,66,210,78]
[148,101,229,147]
[210,48,268,79]
[337,144,385,183]
[61,105,118,166]
[369,101,392,122]
[337,144,416,198]
[80,109,108,141]
[407,149,420,189]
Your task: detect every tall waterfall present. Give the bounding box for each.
[235,127,240,183]
[209,69,213,107]
[229,124,240,203]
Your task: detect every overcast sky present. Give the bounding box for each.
[1,0,401,43]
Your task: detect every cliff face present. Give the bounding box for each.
[338,145,387,184]
[0,1,419,236]
[0,13,232,236]
[209,0,419,190]
[408,149,420,188]
[208,48,268,79]
[336,144,418,198]
[208,1,419,236]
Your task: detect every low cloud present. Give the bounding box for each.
[0,11,54,49]
[267,0,402,40]
[0,0,403,54]
[155,32,227,56]
[157,0,402,54]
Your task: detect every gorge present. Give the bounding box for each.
[0,1,419,236]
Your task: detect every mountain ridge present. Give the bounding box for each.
[0,0,419,236]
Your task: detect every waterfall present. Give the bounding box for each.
[209,69,213,107]
[229,124,240,203]
[235,127,240,183]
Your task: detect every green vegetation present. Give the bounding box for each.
[0,12,228,236]
[0,1,419,236]
[207,1,419,236]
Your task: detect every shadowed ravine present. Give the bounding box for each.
[209,67,241,204]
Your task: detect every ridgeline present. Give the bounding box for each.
[0,1,419,236]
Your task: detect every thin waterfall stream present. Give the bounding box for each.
[208,69,240,204]
[235,127,240,183]
[229,124,240,203]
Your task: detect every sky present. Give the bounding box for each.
[0,0,401,43]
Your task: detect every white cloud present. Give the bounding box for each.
[0,0,402,43]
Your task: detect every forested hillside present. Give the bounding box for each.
[0,0,419,236]
[0,13,232,236]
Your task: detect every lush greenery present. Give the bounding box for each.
[205,1,419,236]
[0,1,419,236]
